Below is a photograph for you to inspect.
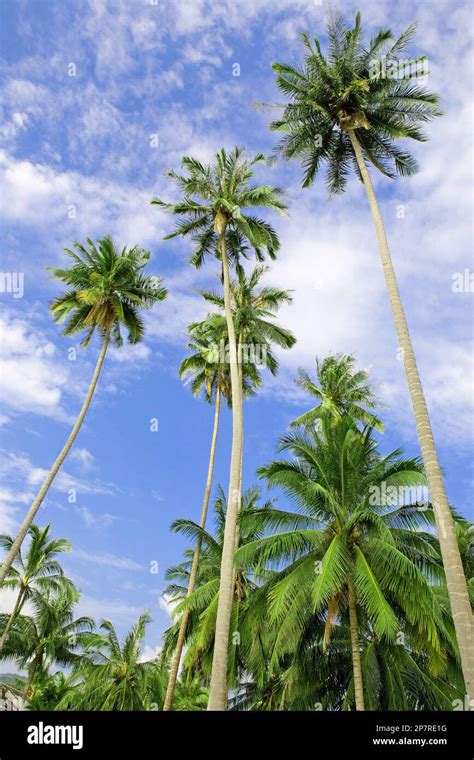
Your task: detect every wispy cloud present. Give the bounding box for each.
[72,548,145,572]
[70,447,95,471]
[75,506,118,530]
[0,450,117,533]
[76,593,144,626]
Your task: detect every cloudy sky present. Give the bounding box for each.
[0,0,472,660]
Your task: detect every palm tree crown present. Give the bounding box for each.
[162,486,282,681]
[291,353,382,430]
[182,313,267,403]
[180,316,233,404]
[59,612,167,711]
[48,236,167,347]
[152,147,287,267]
[200,265,296,376]
[235,417,448,708]
[2,588,94,695]
[0,525,74,653]
[270,12,442,190]
[0,525,72,601]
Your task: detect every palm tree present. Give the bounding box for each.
[26,670,81,711]
[236,416,446,710]
[231,626,463,711]
[0,524,72,653]
[291,353,382,430]
[59,612,167,711]
[269,12,474,697]
[200,265,296,381]
[1,587,94,699]
[162,487,261,690]
[0,237,167,588]
[172,678,209,711]
[163,317,231,710]
[162,486,299,695]
[201,265,296,553]
[165,313,268,710]
[164,268,294,708]
[153,147,287,709]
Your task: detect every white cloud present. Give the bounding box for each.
[0,450,116,533]
[76,593,143,626]
[139,643,162,663]
[0,311,71,422]
[145,288,208,346]
[259,188,474,445]
[70,448,95,471]
[0,451,115,497]
[0,110,29,142]
[2,78,50,108]
[0,487,33,535]
[108,343,152,363]
[0,586,35,616]
[0,150,166,248]
[159,592,179,619]
[72,548,145,572]
[0,304,164,437]
[75,506,117,529]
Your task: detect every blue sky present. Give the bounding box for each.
[0,0,472,660]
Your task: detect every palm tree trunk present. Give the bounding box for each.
[0,333,110,587]
[229,341,244,668]
[348,579,365,711]
[348,128,474,702]
[0,586,25,652]
[233,331,245,555]
[163,387,221,711]
[208,222,243,711]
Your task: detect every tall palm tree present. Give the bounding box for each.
[269,12,474,698]
[162,486,299,694]
[200,265,296,380]
[0,524,72,653]
[163,317,231,711]
[164,271,295,709]
[0,237,167,587]
[1,587,94,699]
[59,612,167,711]
[165,314,267,710]
[291,353,382,430]
[237,416,446,710]
[201,265,296,553]
[153,148,287,709]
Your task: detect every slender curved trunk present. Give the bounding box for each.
[348,579,365,711]
[233,331,245,555]
[208,221,243,710]
[163,387,221,711]
[229,352,244,680]
[0,586,25,652]
[348,128,474,703]
[0,333,110,587]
